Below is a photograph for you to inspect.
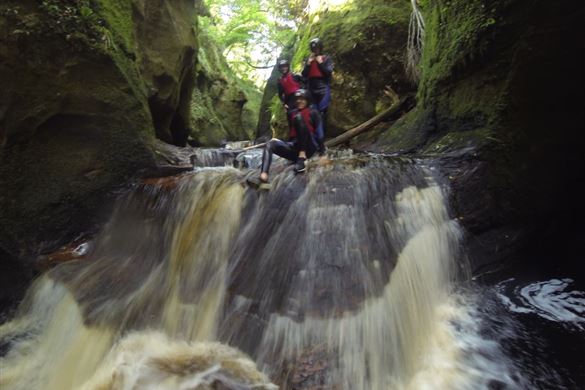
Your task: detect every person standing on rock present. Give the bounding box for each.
[277,59,304,113]
[256,89,325,184]
[302,38,333,137]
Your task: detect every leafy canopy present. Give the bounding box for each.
[201,0,307,86]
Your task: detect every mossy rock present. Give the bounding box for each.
[369,0,585,262]
[189,28,261,146]
[0,0,198,284]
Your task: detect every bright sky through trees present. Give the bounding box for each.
[201,0,355,87]
[201,0,306,87]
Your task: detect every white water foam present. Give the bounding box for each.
[497,278,585,330]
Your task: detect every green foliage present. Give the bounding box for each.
[2,0,125,54]
[200,0,299,85]
[39,0,105,43]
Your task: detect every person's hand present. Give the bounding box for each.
[307,55,315,64]
[284,104,289,110]
[316,55,324,64]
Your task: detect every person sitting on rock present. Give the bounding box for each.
[277,59,304,113]
[302,37,333,137]
[258,89,325,183]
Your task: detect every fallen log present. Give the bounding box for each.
[325,95,414,148]
[241,141,268,151]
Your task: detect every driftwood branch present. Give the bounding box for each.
[325,95,414,148]
[242,141,268,150]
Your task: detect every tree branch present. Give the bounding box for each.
[243,59,275,69]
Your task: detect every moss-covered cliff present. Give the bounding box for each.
[190,28,261,146]
[0,0,198,306]
[368,0,585,268]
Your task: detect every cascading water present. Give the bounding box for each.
[0,151,580,389]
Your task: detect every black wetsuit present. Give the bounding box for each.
[261,107,324,174]
[302,55,333,135]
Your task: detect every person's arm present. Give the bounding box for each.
[293,73,304,84]
[301,58,311,77]
[316,56,333,78]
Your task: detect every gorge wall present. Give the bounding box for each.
[366,0,585,271]
[190,27,261,146]
[0,0,260,311]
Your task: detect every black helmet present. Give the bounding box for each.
[277,59,290,68]
[309,38,323,50]
[294,89,309,99]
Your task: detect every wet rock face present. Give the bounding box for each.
[361,0,585,271]
[222,157,432,353]
[0,0,198,309]
[133,0,198,146]
[0,248,32,315]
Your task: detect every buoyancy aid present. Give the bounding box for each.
[308,58,326,78]
[289,107,316,138]
[279,73,301,96]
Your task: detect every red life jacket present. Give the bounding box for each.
[289,107,315,138]
[279,73,301,96]
[308,57,326,78]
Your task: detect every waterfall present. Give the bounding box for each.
[1,153,523,389]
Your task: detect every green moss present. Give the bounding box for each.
[423,127,497,155]
[417,0,506,107]
[0,0,158,255]
[190,27,261,145]
[93,0,135,52]
[370,113,426,153]
[361,0,516,153]
[292,2,410,70]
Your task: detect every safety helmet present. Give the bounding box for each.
[309,38,323,51]
[277,59,290,68]
[294,89,309,99]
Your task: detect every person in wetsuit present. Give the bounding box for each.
[277,59,304,112]
[302,38,333,137]
[259,89,325,183]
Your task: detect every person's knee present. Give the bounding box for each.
[267,139,278,152]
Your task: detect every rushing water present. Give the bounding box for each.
[0,151,583,389]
